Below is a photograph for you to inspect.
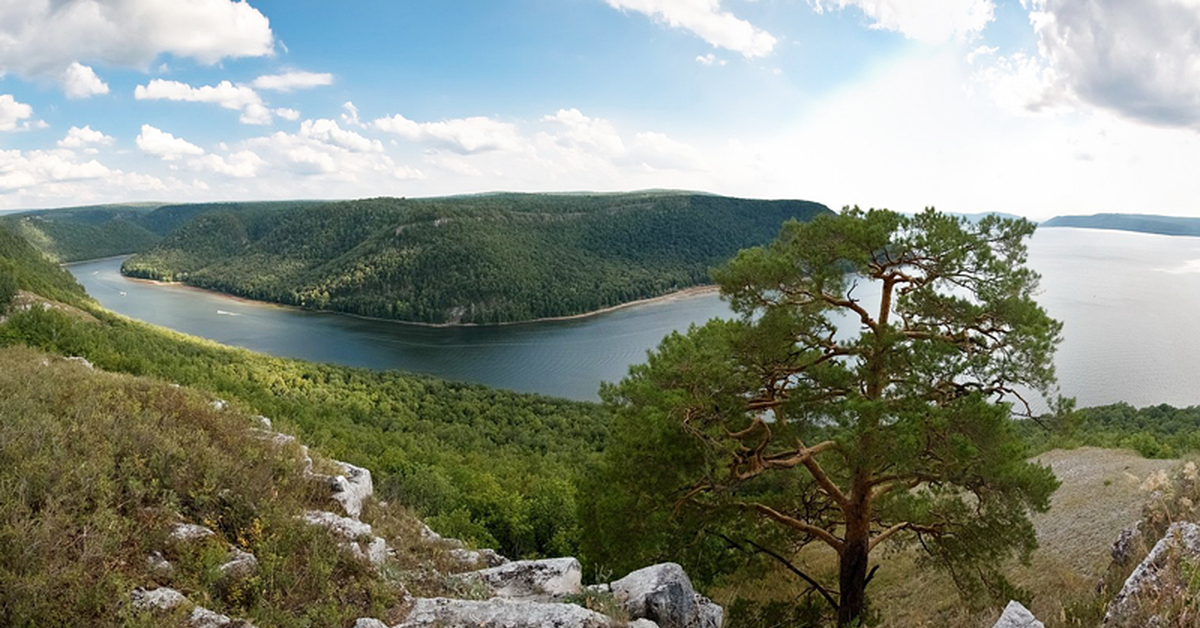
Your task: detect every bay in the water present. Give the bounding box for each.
[67,228,1200,407]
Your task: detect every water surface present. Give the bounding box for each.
[68,228,1200,407]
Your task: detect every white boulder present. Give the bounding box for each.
[992,601,1044,628]
[610,563,722,628]
[396,597,615,628]
[458,557,582,601]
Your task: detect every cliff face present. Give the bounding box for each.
[0,345,723,628]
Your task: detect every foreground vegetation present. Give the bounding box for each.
[0,345,405,627]
[122,192,830,324]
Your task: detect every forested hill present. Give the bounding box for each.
[122,192,831,324]
[0,200,326,263]
[1042,213,1200,237]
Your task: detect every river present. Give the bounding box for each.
[67,227,1200,407]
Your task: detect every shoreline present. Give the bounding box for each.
[116,266,721,328]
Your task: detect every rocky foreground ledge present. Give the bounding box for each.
[126,394,724,628]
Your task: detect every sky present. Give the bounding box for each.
[2,0,1200,219]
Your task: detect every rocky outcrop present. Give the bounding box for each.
[610,563,723,628]
[992,601,1044,628]
[168,522,215,545]
[353,619,389,628]
[456,557,582,601]
[129,587,258,628]
[1104,521,1200,626]
[300,510,391,567]
[396,597,618,628]
[328,461,373,519]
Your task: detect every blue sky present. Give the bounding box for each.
[3,0,1200,219]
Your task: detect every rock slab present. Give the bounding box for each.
[992,601,1044,628]
[1104,521,1200,626]
[397,597,615,628]
[461,557,582,601]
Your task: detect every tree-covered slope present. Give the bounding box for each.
[0,225,90,308]
[122,192,831,324]
[0,200,327,263]
[1041,213,1200,237]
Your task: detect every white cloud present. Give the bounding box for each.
[252,71,334,92]
[695,52,726,66]
[62,62,110,99]
[136,124,205,160]
[606,0,777,58]
[299,119,382,153]
[374,113,527,154]
[341,102,362,127]
[1015,0,1200,129]
[811,0,995,43]
[191,150,264,178]
[134,79,272,125]
[0,0,273,93]
[0,95,33,132]
[0,149,113,191]
[541,108,626,157]
[275,108,300,121]
[58,125,115,149]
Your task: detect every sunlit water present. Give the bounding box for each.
[66,228,1200,406]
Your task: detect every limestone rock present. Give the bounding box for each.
[146,551,174,579]
[992,601,1044,628]
[209,399,227,411]
[168,522,216,545]
[419,522,466,549]
[353,620,389,628]
[300,510,389,567]
[1105,521,1200,626]
[329,461,373,519]
[130,587,188,613]
[188,605,257,628]
[1110,522,1144,567]
[65,356,93,369]
[219,549,259,578]
[301,510,373,540]
[610,563,722,628]
[253,415,271,429]
[459,557,582,601]
[396,597,615,628]
[629,621,660,628]
[450,547,510,569]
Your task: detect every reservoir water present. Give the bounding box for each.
[68,227,1200,407]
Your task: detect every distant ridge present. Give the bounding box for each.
[121,192,832,325]
[1042,213,1200,237]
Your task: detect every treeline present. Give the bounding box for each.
[122,193,831,324]
[0,200,325,263]
[1023,402,1200,459]
[0,223,608,559]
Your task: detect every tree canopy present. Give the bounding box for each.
[583,208,1069,625]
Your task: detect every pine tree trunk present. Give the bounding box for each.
[836,527,870,626]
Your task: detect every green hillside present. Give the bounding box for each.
[122,192,831,324]
[0,200,327,263]
[1041,213,1200,237]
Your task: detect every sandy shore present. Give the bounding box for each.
[119,270,721,327]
